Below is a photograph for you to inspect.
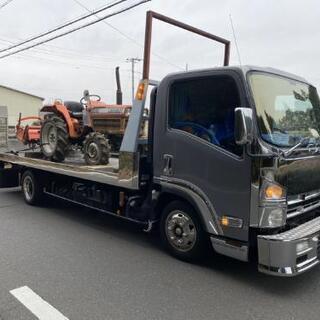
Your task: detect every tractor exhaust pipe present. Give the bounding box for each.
[115,66,122,105]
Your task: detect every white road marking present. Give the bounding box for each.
[10,286,69,320]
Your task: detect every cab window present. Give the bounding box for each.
[168,75,242,156]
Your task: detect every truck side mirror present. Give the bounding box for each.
[235,108,253,145]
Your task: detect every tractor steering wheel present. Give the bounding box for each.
[80,94,101,105]
[174,121,220,145]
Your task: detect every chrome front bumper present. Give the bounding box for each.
[258,216,320,276]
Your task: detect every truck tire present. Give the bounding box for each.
[83,132,110,165]
[160,200,209,262]
[41,116,68,162]
[21,170,43,205]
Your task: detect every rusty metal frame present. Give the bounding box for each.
[142,11,231,80]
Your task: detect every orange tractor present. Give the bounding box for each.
[39,91,132,165]
[16,67,145,165]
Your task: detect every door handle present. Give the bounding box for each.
[163,154,174,176]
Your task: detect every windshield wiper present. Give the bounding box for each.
[282,137,320,157]
[282,137,310,157]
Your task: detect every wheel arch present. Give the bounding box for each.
[154,181,222,235]
[20,167,48,184]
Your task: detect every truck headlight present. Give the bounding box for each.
[259,206,286,228]
[267,208,286,227]
[261,180,286,201]
[265,184,284,200]
[259,180,287,228]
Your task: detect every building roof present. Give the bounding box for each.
[0,85,44,101]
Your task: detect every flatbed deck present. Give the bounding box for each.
[0,147,122,186]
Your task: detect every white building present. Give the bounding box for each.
[0,85,44,132]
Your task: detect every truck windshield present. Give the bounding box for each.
[249,72,320,147]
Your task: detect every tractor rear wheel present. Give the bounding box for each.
[40,116,69,162]
[83,132,110,165]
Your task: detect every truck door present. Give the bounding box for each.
[153,70,251,241]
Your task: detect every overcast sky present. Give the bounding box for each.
[0,0,319,104]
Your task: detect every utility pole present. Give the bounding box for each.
[126,57,141,102]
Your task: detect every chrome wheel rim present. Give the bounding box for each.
[165,210,197,252]
[23,176,34,202]
[42,124,57,155]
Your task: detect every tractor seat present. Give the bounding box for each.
[64,101,84,118]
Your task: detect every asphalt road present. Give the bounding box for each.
[0,188,319,320]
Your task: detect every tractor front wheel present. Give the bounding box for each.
[83,132,110,165]
[40,116,69,162]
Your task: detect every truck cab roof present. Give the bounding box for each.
[162,65,311,86]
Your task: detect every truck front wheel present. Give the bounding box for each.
[21,170,43,205]
[160,200,208,262]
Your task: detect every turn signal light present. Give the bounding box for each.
[265,185,284,200]
[221,216,229,227]
[136,82,146,100]
[220,216,243,228]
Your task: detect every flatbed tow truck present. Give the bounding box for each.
[1,11,320,276]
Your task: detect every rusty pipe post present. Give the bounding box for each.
[142,11,153,80]
[115,66,122,105]
[141,11,231,80]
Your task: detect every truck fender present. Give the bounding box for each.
[154,177,223,235]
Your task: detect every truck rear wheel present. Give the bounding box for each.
[83,132,110,165]
[41,116,68,162]
[160,200,208,262]
[21,170,43,205]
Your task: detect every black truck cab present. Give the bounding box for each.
[147,65,320,276]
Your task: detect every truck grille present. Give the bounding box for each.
[287,190,320,219]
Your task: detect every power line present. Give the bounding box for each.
[0,36,123,62]
[0,0,151,60]
[0,0,128,53]
[0,37,143,74]
[71,0,184,71]
[0,33,117,59]
[0,36,143,76]
[0,0,183,71]
[11,52,141,74]
[2,44,142,74]
[0,0,15,10]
